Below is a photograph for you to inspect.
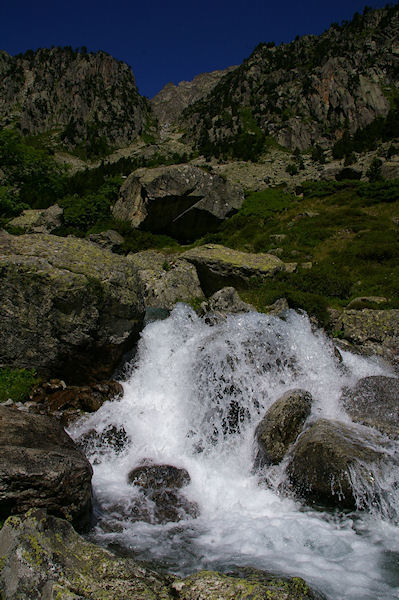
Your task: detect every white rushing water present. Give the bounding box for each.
[70,305,399,600]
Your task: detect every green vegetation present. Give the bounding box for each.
[0,368,40,403]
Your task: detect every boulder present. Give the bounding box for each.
[345,296,387,309]
[174,568,325,600]
[0,406,92,530]
[8,204,63,234]
[126,463,198,524]
[0,231,145,383]
[29,379,123,425]
[287,419,388,509]
[331,309,399,367]
[0,510,175,600]
[181,244,286,295]
[255,390,313,466]
[341,375,399,440]
[87,229,124,252]
[199,286,254,316]
[112,164,244,241]
[128,249,204,309]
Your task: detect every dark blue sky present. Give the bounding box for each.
[0,0,392,98]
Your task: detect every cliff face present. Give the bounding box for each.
[151,67,237,126]
[0,47,149,151]
[180,5,399,153]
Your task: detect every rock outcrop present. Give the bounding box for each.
[112,164,244,241]
[8,204,63,234]
[128,249,204,309]
[255,390,313,466]
[0,406,92,530]
[0,47,148,150]
[181,244,285,295]
[0,231,145,383]
[341,375,399,440]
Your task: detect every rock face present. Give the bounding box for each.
[0,406,92,530]
[0,510,323,600]
[151,66,237,126]
[199,286,254,316]
[8,204,63,234]
[181,244,285,295]
[0,231,145,383]
[341,375,399,440]
[332,309,399,366]
[0,47,148,150]
[255,390,313,466]
[0,510,174,600]
[87,229,124,252]
[287,419,387,509]
[112,164,244,241]
[128,249,204,309]
[182,6,397,154]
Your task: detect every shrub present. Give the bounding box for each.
[0,368,40,403]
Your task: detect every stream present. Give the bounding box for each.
[70,305,399,600]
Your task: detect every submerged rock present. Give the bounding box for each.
[287,419,390,510]
[0,406,92,531]
[341,375,399,440]
[255,389,313,466]
[127,463,198,524]
[0,231,145,383]
[181,244,286,295]
[0,510,174,599]
[112,164,244,241]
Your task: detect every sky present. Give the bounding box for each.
[0,0,393,98]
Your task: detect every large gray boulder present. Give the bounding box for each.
[127,249,204,309]
[287,419,389,509]
[8,204,63,234]
[341,375,399,440]
[181,244,286,295]
[0,406,92,531]
[0,231,145,383]
[255,390,313,466]
[112,164,244,241]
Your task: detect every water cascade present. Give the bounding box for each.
[70,305,399,600]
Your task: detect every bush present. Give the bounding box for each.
[0,367,40,403]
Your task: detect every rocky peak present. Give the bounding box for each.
[0,46,150,153]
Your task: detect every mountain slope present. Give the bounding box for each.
[180,5,399,157]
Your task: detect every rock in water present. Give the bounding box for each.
[255,389,313,466]
[0,231,145,383]
[341,375,399,440]
[0,406,92,530]
[112,164,244,241]
[287,419,391,509]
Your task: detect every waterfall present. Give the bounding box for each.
[70,304,399,600]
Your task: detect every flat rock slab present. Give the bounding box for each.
[0,406,93,531]
[112,164,244,241]
[181,244,285,294]
[0,231,145,382]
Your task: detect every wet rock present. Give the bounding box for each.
[255,390,313,466]
[128,249,204,309]
[181,244,286,295]
[29,379,123,424]
[287,419,388,509]
[175,567,326,600]
[128,464,191,489]
[0,405,92,530]
[0,231,145,383]
[78,424,129,458]
[341,375,399,440]
[112,164,244,241]
[127,464,198,524]
[0,509,175,599]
